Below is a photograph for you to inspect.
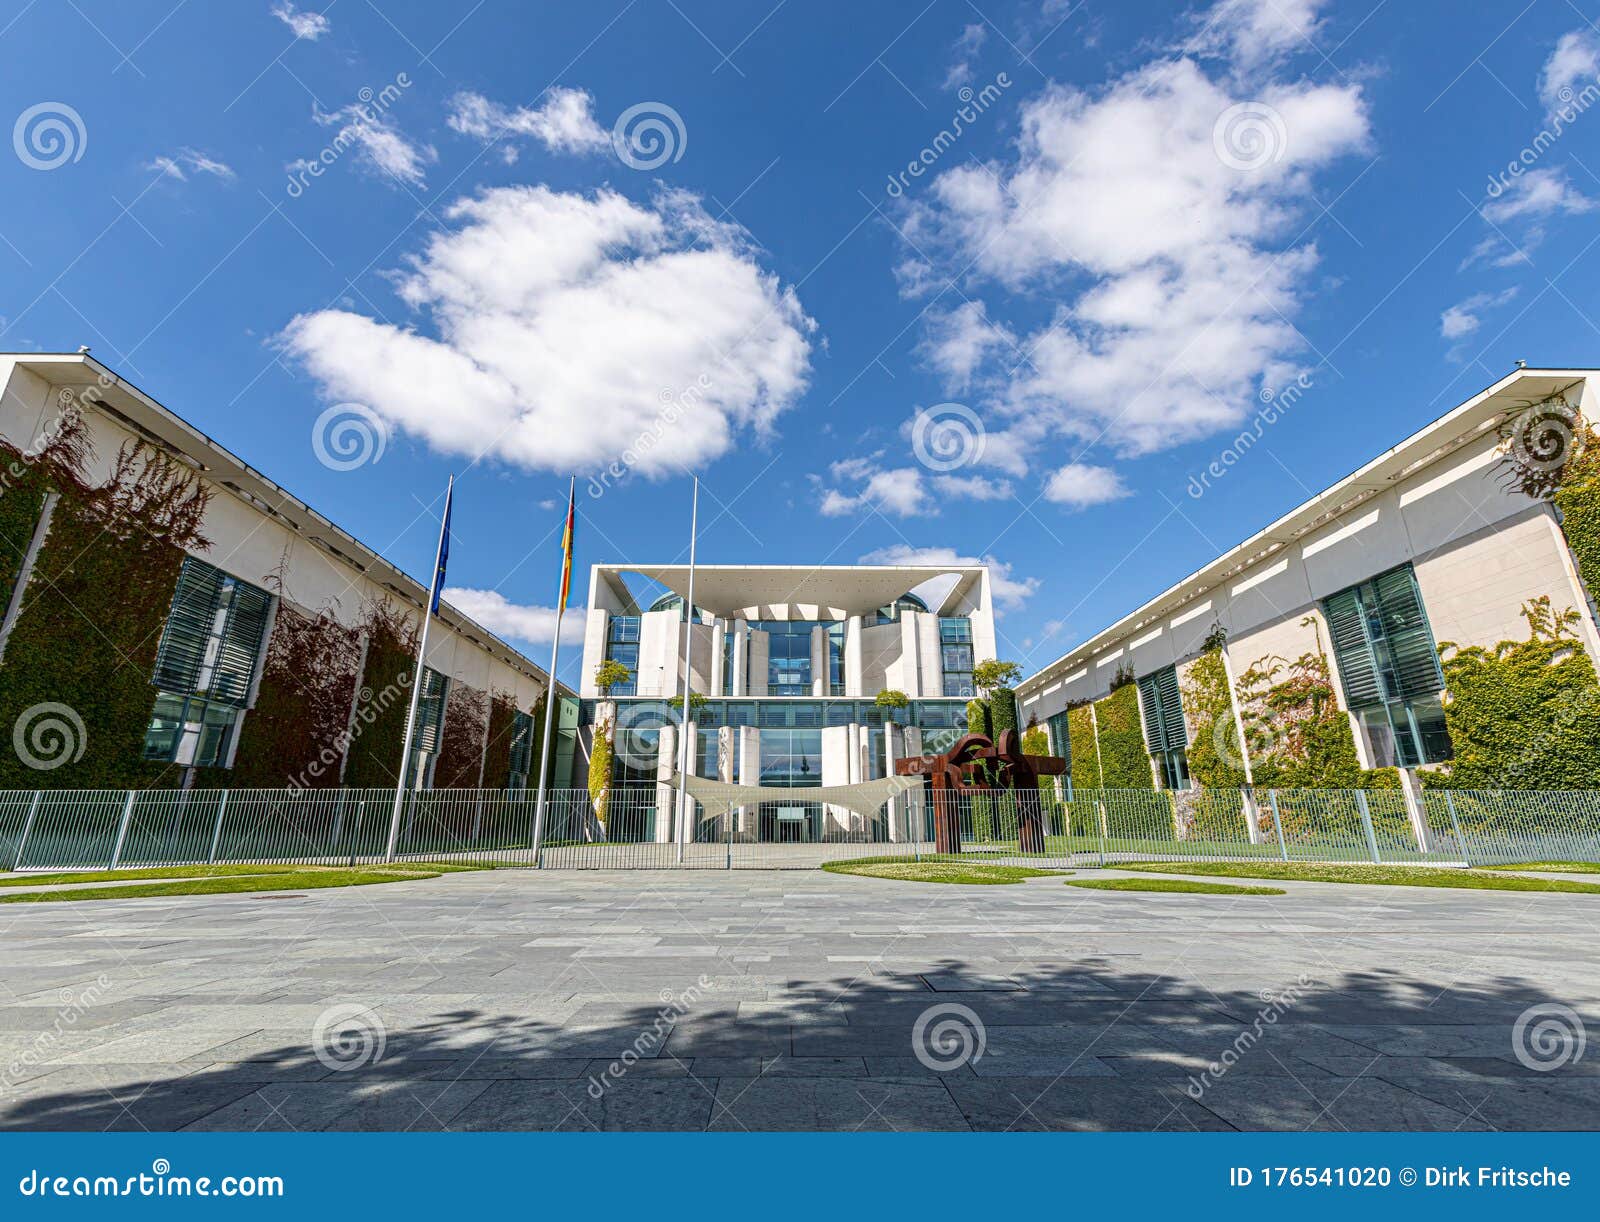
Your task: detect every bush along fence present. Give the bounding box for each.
[0,785,1597,871]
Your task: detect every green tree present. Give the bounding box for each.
[594,658,632,695]
[874,689,909,721]
[971,658,1023,697]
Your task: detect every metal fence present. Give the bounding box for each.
[0,785,1597,872]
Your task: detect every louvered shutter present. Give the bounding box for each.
[1137,666,1186,753]
[207,582,272,706]
[1372,567,1445,699]
[414,668,449,753]
[152,560,227,693]
[1323,586,1383,708]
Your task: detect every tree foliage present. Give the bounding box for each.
[971,658,1022,696]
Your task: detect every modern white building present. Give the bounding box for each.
[0,351,558,790]
[575,563,997,841]
[1017,367,1600,789]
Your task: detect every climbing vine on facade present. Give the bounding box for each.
[1091,683,1152,789]
[1428,597,1600,790]
[1180,648,1248,789]
[341,599,419,788]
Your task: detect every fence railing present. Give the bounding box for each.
[0,785,1597,871]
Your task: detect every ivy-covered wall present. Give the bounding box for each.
[341,602,418,788]
[0,441,208,790]
[1067,705,1098,790]
[1092,682,1153,789]
[482,692,518,792]
[435,681,488,788]
[1428,597,1600,789]
[229,600,362,788]
[1232,637,1397,789]
[1180,648,1248,789]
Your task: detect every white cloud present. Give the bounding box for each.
[819,464,930,517]
[1483,166,1595,224]
[944,23,988,88]
[899,1,1368,472]
[309,101,435,188]
[1540,29,1600,117]
[933,473,1013,501]
[1184,0,1323,71]
[1439,288,1518,341]
[443,588,586,646]
[857,544,1039,612]
[146,148,236,182]
[1460,231,1536,271]
[281,185,814,474]
[919,301,1015,393]
[446,88,610,156]
[1042,462,1130,508]
[271,1,329,40]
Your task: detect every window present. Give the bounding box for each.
[404,667,450,789]
[1137,665,1189,790]
[604,615,640,695]
[507,710,535,790]
[1046,710,1073,790]
[751,621,842,696]
[1322,565,1453,768]
[143,558,272,768]
[939,617,974,698]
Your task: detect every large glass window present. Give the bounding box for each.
[1046,710,1073,791]
[758,727,822,786]
[750,621,842,695]
[1322,564,1453,768]
[939,617,974,698]
[144,557,273,769]
[604,615,640,696]
[1137,665,1189,790]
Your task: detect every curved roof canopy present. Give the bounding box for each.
[599,564,984,619]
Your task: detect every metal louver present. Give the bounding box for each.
[151,558,273,708]
[1322,564,1444,710]
[1137,665,1186,753]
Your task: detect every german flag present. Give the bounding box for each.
[557,480,576,612]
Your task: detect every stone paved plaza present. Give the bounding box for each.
[1,868,1597,1131]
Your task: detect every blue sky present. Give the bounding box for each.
[4,0,1600,688]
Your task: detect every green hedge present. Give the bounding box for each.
[989,687,1019,739]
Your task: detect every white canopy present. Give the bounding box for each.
[678,773,920,817]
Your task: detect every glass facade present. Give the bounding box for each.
[939,617,974,698]
[604,615,640,696]
[749,620,844,696]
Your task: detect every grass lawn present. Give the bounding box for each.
[822,857,1068,885]
[0,863,489,903]
[1067,877,1285,896]
[1119,861,1600,893]
[1480,861,1600,873]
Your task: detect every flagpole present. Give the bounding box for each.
[385,474,453,863]
[531,477,576,868]
[675,476,699,865]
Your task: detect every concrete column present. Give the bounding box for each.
[746,628,769,697]
[902,725,924,843]
[654,724,676,843]
[737,725,760,839]
[1398,767,1434,853]
[717,725,736,782]
[884,722,904,841]
[732,620,748,697]
[821,724,851,836]
[898,615,921,696]
[844,615,864,696]
[710,619,727,695]
[809,626,826,697]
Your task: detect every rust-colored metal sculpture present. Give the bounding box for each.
[895,729,1066,854]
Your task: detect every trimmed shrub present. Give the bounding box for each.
[1067,705,1099,790]
[1092,683,1152,788]
[1180,649,1247,789]
[989,687,1019,739]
